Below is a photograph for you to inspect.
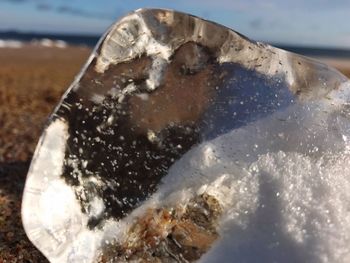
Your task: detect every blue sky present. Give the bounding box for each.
[0,0,349,48]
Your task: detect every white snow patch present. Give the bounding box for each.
[0,39,23,48]
[32,38,68,48]
[126,81,350,262]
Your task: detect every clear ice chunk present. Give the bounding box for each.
[22,8,350,263]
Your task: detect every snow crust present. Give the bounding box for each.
[143,81,350,262]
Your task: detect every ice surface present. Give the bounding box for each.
[22,8,350,263]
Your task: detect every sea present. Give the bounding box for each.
[1,31,350,59]
[0,31,99,48]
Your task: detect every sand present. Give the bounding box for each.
[0,45,348,261]
[317,57,350,77]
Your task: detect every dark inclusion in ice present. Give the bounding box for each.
[22,8,349,263]
[59,43,221,225]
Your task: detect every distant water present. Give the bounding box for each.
[0,31,99,47]
[1,31,350,59]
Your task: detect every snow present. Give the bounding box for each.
[0,39,23,48]
[138,81,350,262]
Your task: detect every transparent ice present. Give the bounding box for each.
[22,9,350,263]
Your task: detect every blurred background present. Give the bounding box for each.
[1,0,350,48]
[0,0,349,261]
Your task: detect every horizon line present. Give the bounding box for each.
[0,29,350,51]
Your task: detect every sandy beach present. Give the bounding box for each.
[317,57,350,77]
[0,45,349,261]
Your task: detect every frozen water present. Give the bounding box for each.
[22,8,350,263]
